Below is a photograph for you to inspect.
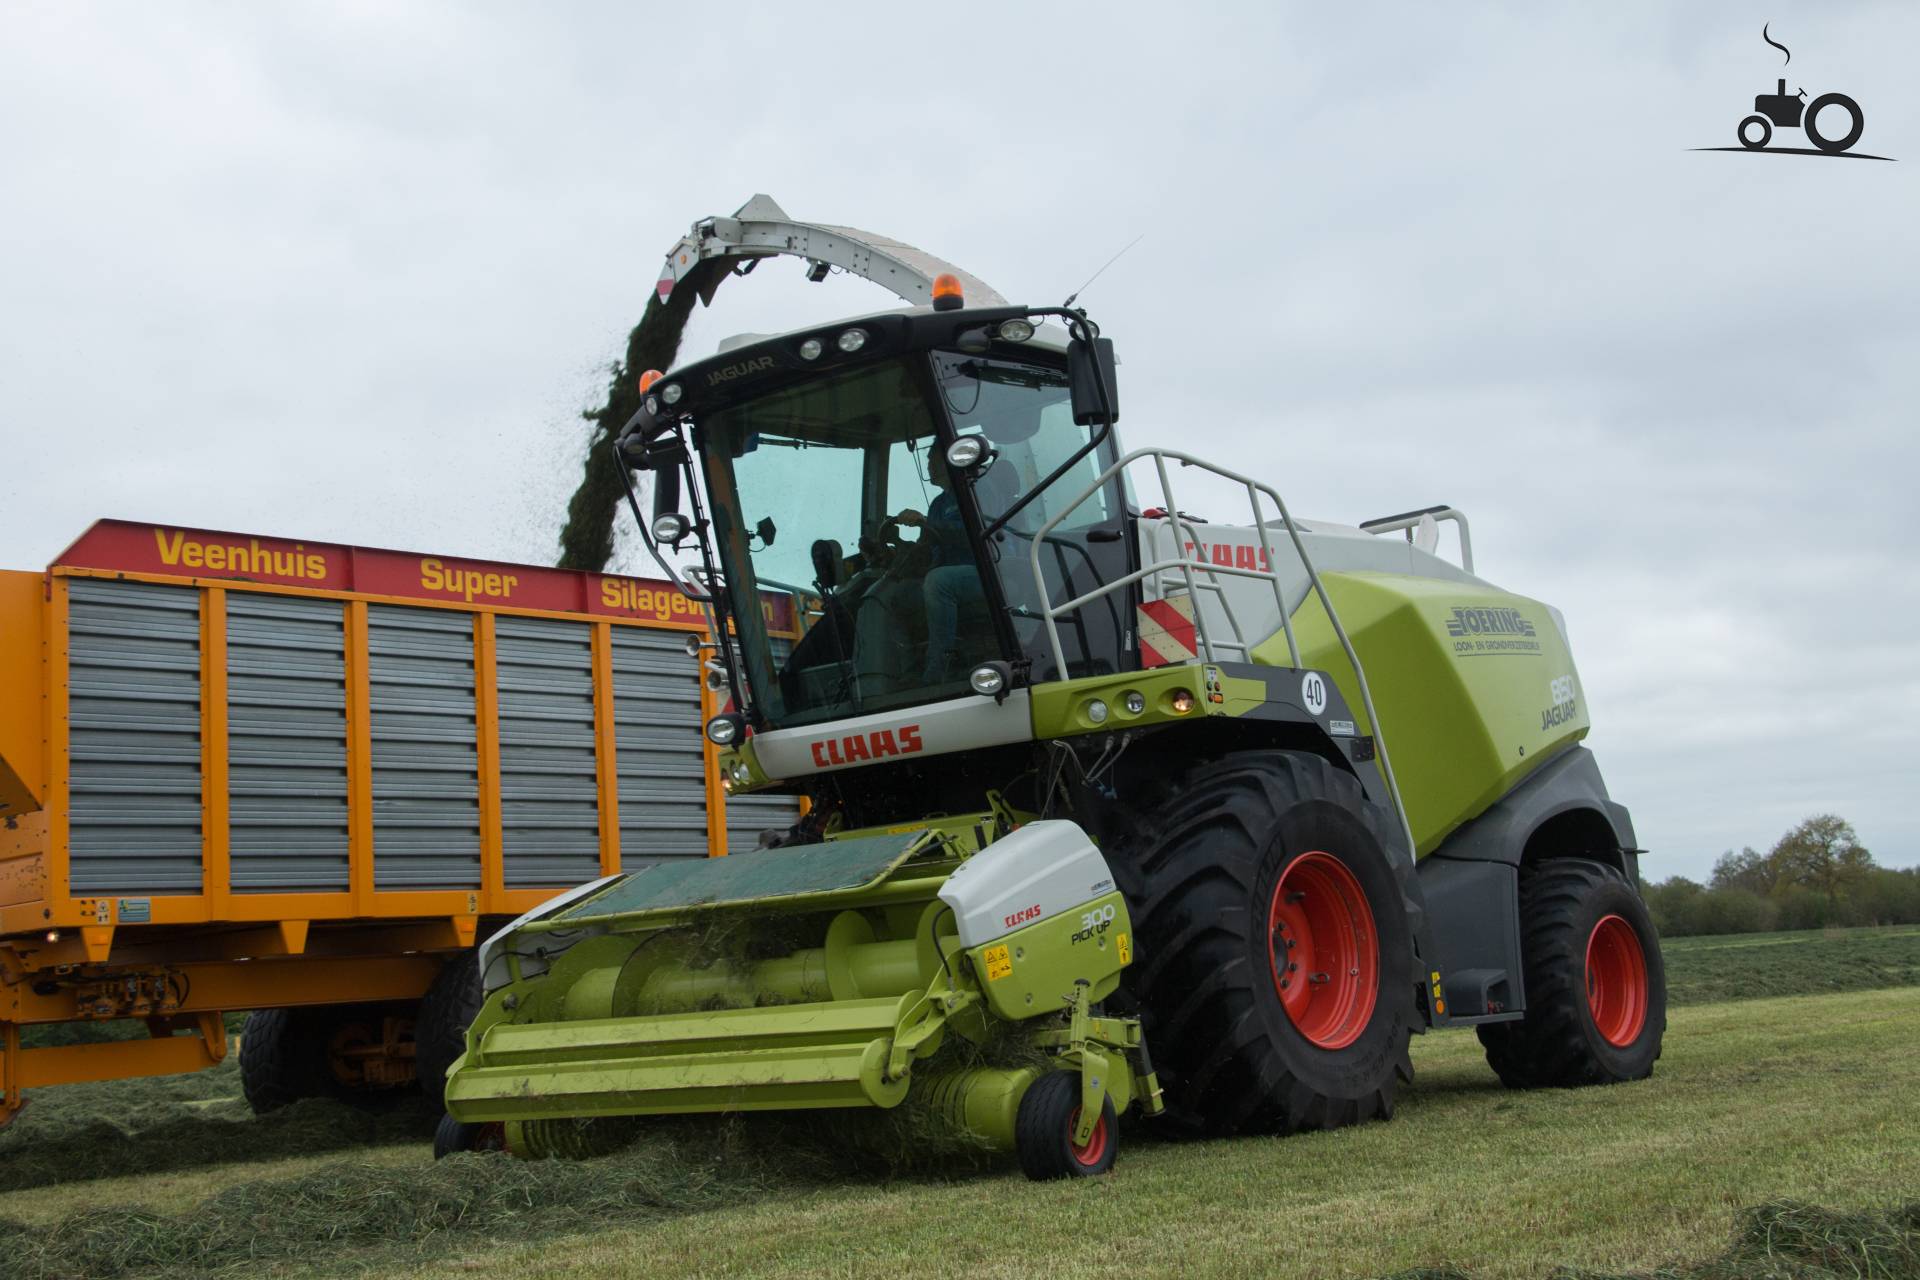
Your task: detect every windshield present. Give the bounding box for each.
[934,353,1134,682]
[703,358,1003,728]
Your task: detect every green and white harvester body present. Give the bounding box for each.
[441,199,1668,1177]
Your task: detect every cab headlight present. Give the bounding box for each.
[946,436,988,470]
[969,663,1006,697]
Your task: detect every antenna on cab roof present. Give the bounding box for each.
[1062,233,1145,309]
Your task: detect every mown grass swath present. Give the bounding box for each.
[0,959,1912,1279]
[1661,925,1920,1006]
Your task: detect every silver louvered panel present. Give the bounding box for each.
[496,615,600,888]
[609,628,707,865]
[725,634,803,853]
[724,793,803,852]
[66,578,203,894]
[368,605,480,889]
[227,592,350,892]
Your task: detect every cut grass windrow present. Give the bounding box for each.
[0,986,1913,1280]
[1662,925,1920,1007]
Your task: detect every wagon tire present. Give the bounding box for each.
[239,1008,334,1114]
[416,952,485,1108]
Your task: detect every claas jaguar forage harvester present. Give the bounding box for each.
[439,198,1667,1178]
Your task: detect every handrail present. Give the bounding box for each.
[1025,447,1417,864]
[1359,505,1474,575]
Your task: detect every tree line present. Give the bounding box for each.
[1643,815,1920,937]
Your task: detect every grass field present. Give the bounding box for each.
[1662,925,1920,1007]
[1,927,1914,1279]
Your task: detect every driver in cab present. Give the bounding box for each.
[890,449,999,684]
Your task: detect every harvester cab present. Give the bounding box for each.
[441,197,1668,1178]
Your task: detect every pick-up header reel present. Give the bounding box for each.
[444,818,1164,1178]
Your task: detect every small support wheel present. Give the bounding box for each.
[1015,1071,1118,1180]
[434,1112,507,1159]
[1737,114,1772,149]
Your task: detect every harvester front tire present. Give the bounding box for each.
[1110,751,1418,1136]
[416,953,484,1108]
[1015,1071,1118,1180]
[239,1008,334,1114]
[1477,860,1667,1088]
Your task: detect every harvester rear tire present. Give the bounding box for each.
[1015,1071,1118,1180]
[239,1008,334,1114]
[1108,750,1418,1136]
[1477,860,1667,1088]
[416,953,484,1108]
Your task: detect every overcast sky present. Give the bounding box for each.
[4,3,1915,879]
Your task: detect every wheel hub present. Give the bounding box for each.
[1266,851,1379,1050]
[1068,1107,1109,1168]
[1584,914,1649,1047]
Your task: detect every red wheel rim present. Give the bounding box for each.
[1585,914,1648,1047]
[1068,1108,1109,1167]
[1266,850,1379,1050]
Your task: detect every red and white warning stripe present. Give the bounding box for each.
[1138,595,1198,668]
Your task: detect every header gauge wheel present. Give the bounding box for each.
[434,1113,507,1160]
[1016,1071,1119,1180]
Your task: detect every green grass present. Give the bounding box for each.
[400,988,1919,1280]
[0,1061,441,1194]
[1,987,1914,1279]
[0,927,1914,1279]
[1663,925,1920,1007]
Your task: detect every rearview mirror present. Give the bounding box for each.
[1067,336,1119,427]
[810,539,842,590]
[651,467,683,527]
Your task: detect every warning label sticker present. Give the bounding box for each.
[984,944,1013,982]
